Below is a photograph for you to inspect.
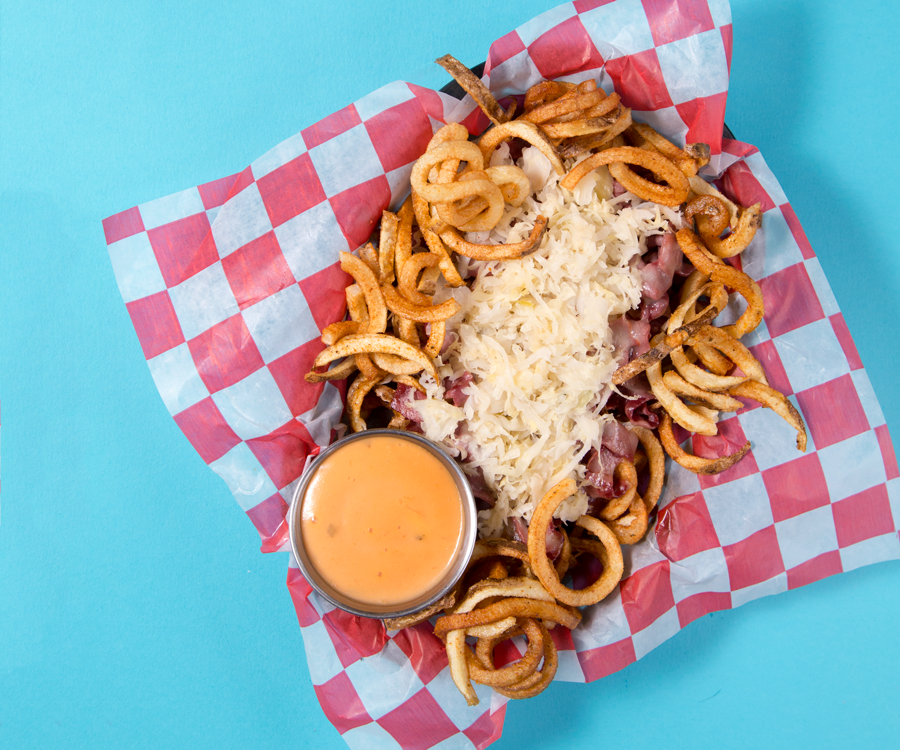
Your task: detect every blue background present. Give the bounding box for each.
[2,1,898,748]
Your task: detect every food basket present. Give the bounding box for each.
[102,1,900,747]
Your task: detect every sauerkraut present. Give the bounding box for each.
[415,146,682,537]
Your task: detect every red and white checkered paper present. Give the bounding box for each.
[104,1,900,747]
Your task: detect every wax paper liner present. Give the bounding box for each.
[103,1,900,747]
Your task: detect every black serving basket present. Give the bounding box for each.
[439,61,736,141]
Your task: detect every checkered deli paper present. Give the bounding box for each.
[104,0,899,747]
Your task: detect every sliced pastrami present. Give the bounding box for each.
[444,371,474,408]
[389,383,425,423]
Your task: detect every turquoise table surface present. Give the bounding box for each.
[2,1,898,748]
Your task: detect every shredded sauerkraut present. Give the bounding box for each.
[416,146,682,537]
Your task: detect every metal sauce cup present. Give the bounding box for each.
[288,429,477,619]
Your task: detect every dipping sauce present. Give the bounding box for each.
[300,433,465,607]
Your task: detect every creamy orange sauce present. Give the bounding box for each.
[300,435,464,607]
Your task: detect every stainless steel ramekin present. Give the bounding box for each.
[288,429,477,619]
